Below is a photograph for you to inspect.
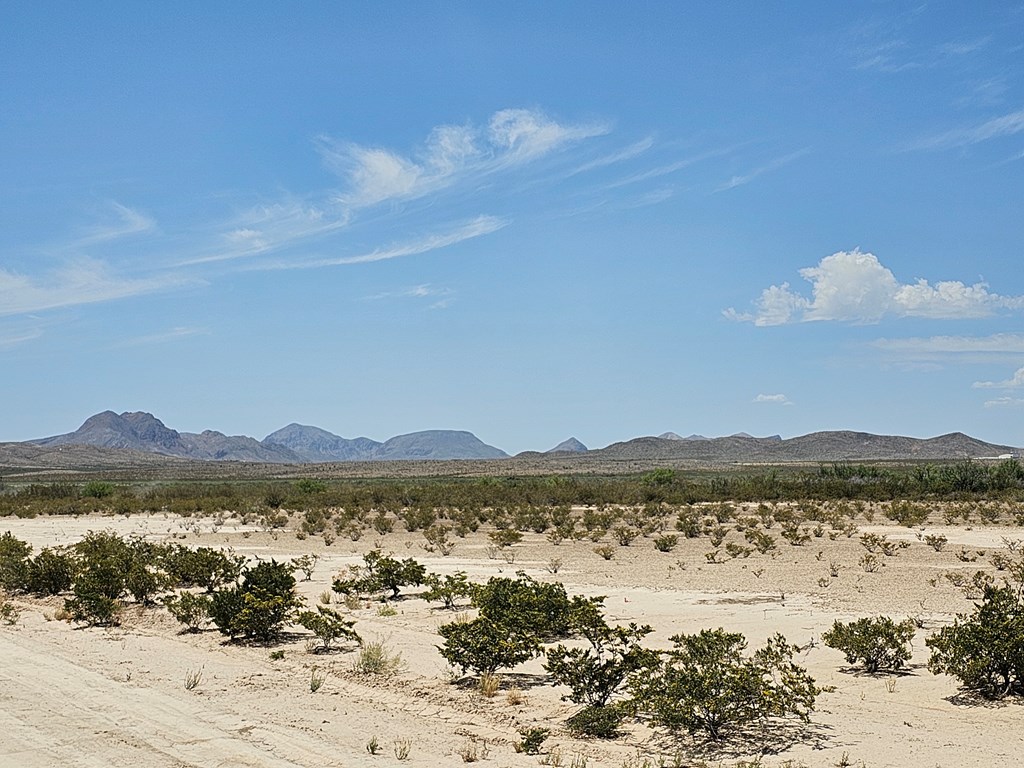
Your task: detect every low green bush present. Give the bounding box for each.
[631,629,819,742]
[822,616,916,674]
[927,584,1024,699]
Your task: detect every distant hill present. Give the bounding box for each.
[659,432,708,441]
[596,431,1019,462]
[546,437,588,453]
[658,431,780,442]
[262,424,382,461]
[33,411,301,463]
[262,424,507,461]
[372,430,508,460]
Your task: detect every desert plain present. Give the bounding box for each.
[2,498,1022,768]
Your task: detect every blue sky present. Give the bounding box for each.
[2,2,1023,453]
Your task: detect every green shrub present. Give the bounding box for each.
[822,616,916,674]
[515,727,549,755]
[70,531,162,604]
[885,501,929,527]
[744,529,777,554]
[81,481,116,499]
[545,622,655,707]
[1,592,22,625]
[927,584,1024,699]
[632,629,819,742]
[64,566,123,626]
[0,532,32,592]
[437,616,540,676]
[422,571,474,609]
[653,534,678,552]
[164,545,244,592]
[209,587,245,636]
[488,527,523,548]
[333,550,426,600]
[565,703,628,739]
[295,478,327,494]
[471,572,603,641]
[164,591,212,632]
[292,553,320,582]
[210,560,302,642]
[26,547,75,595]
[296,605,361,652]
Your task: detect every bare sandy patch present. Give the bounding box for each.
[2,512,1023,767]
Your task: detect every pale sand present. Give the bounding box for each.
[2,510,1022,767]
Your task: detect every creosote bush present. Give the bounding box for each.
[0,532,32,591]
[927,582,1024,699]
[471,572,604,641]
[631,629,819,742]
[822,616,915,674]
[296,605,361,652]
[164,591,212,633]
[332,549,425,601]
[545,621,655,707]
[210,559,302,642]
[438,573,601,678]
[422,571,474,609]
[565,703,629,739]
[438,615,539,676]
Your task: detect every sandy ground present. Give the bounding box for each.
[2,510,1023,767]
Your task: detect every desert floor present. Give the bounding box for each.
[2,510,1022,768]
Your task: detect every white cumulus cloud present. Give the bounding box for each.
[973,367,1024,389]
[726,250,1024,326]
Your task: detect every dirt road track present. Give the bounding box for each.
[0,629,365,768]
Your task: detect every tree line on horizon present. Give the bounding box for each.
[2,460,1023,520]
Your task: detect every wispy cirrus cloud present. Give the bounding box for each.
[567,137,655,176]
[907,107,1024,151]
[842,2,994,76]
[320,108,608,208]
[715,148,811,192]
[0,258,190,317]
[2,107,613,328]
[363,284,453,302]
[0,327,44,348]
[753,393,793,406]
[853,39,921,74]
[75,202,156,246]
[870,333,1024,357]
[602,145,735,190]
[726,250,1024,326]
[255,215,507,271]
[110,326,209,349]
[984,396,1024,408]
[365,284,455,310]
[938,37,991,57]
[179,200,352,266]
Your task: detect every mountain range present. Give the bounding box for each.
[29,411,509,463]
[13,410,1022,464]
